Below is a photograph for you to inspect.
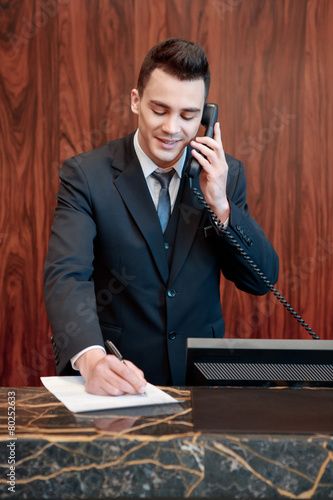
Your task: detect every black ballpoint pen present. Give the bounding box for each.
[105,340,147,395]
[105,340,127,366]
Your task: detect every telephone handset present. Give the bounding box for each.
[187,103,219,178]
[186,103,319,340]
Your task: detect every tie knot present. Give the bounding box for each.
[151,170,175,189]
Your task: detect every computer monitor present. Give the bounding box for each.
[185,338,333,387]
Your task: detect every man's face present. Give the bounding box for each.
[131,68,205,169]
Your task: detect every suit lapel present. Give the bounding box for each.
[168,162,205,284]
[109,134,205,285]
[111,134,169,284]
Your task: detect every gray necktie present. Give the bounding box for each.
[151,170,175,232]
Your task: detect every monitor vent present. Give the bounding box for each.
[194,362,333,382]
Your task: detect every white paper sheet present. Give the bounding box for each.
[40,376,178,413]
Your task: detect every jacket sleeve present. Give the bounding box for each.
[44,158,104,375]
[217,159,279,295]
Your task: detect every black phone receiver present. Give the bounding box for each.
[187,103,219,178]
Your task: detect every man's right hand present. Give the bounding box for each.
[76,348,147,396]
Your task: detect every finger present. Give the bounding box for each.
[102,368,141,395]
[191,137,218,151]
[124,360,146,381]
[85,380,125,396]
[88,362,140,396]
[191,138,219,159]
[86,362,127,395]
[191,141,216,162]
[213,122,223,147]
[195,122,223,149]
[91,355,143,395]
[105,355,147,393]
[191,149,212,172]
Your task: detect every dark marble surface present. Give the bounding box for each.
[0,386,333,499]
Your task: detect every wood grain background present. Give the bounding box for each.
[0,0,332,386]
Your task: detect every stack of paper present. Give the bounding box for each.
[40,376,178,413]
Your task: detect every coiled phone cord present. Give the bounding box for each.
[192,186,320,340]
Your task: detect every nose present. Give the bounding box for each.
[161,115,180,136]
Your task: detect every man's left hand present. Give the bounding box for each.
[190,121,230,223]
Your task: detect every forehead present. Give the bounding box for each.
[142,68,205,109]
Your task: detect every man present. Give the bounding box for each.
[45,38,278,395]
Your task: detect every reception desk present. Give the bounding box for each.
[0,386,332,498]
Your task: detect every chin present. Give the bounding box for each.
[153,147,184,165]
[154,154,179,167]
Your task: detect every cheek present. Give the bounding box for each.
[185,121,201,139]
[140,112,160,133]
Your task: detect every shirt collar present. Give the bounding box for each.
[133,129,187,179]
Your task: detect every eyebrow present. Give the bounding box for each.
[149,100,201,113]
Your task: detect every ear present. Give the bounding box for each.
[131,89,140,115]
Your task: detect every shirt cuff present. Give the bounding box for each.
[71,345,106,371]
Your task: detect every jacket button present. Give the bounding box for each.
[167,289,176,298]
[164,242,169,250]
[168,331,176,340]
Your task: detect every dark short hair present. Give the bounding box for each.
[137,38,210,98]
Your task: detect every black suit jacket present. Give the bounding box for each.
[44,132,279,385]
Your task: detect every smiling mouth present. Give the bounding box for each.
[156,137,182,145]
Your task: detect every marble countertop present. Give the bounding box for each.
[0,386,332,499]
[0,386,192,440]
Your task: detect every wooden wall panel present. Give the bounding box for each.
[0,0,332,386]
[58,0,136,161]
[215,0,312,340]
[300,0,333,337]
[0,0,59,385]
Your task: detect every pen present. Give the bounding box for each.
[105,340,147,396]
[105,340,127,366]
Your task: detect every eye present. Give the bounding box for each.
[181,115,195,121]
[152,109,166,116]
